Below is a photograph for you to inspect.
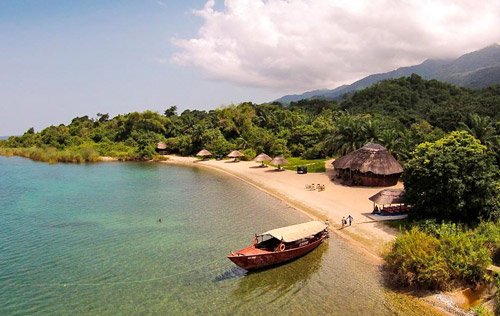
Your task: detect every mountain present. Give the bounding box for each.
[276,44,500,103]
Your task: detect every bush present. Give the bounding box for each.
[385,228,450,290]
[384,224,493,290]
[302,143,325,159]
[242,148,256,161]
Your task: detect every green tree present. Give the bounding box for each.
[458,114,499,155]
[403,131,499,222]
[164,106,177,117]
[201,129,232,155]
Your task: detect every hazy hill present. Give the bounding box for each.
[276,44,500,103]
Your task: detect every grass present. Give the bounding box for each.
[384,218,413,231]
[281,157,327,173]
[0,142,140,163]
[0,146,101,163]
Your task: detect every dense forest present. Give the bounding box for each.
[1,75,498,165]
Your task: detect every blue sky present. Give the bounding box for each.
[0,1,279,135]
[1,0,498,136]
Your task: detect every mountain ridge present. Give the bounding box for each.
[276,43,500,103]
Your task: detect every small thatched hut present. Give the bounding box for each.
[369,188,405,205]
[332,143,403,186]
[196,149,212,160]
[155,142,167,155]
[369,188,409,214]
[270,155,289,170]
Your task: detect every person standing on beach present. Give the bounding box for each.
[347,215,353,226]
[341,217,346,228]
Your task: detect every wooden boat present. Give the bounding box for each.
[227,221,329,270]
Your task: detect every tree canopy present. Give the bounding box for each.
[403,131,499,222]
[2,76,499,166]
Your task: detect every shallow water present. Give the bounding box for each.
[0,156,402,315]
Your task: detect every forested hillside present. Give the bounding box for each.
[1,75,498,164]
[277,44,500,103]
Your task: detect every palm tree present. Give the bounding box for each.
[326,117,365,156]
[458,114,498,150]
[378,129,400,154]
[361,119,379,143]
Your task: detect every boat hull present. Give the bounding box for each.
[227,234,327,271]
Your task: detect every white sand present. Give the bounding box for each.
[163,156,403,260]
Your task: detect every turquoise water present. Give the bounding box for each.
[0,157,400,315]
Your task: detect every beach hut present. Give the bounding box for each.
[369,188,408,214]
[196,149,212,160]
[332,143,403,186]
[227,150,244,162]
[155,142,167,155]
[270,155,289,170]
[253,153,272,167]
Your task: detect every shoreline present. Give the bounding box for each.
[1,153,468,314]
[163,156,476,315]
[162,155,401,264]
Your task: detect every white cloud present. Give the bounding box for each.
[172,0,500,91]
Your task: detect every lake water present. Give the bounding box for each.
[0,156,407,315]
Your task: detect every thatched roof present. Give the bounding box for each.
[332,143,403,175]
[196,149,212,157]
[227,150,244,158]
[260,221,328,243]
[156,142,167,150]
[270,155,289,166]
[254,153,272,162]
[369,188,405,205]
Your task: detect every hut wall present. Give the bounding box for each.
[155,148,168,155]
[353,173,400,187]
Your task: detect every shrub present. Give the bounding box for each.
[242,148,256,161]
[385,228,449,290]
[384,224,492,290]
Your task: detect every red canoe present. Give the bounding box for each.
[228,221,329,271]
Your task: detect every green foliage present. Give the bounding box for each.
[403,131,499,222]
[385,227,449,289]
[472,304,494,316]
[1,76,499,166]
[201,129,232,155]
[0,146,100,163]
[165,135,193,156]
[385,224,494,290]
[242,148,256,161]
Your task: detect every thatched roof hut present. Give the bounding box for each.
[196,149,212,157]
[270,155,289,170]
[227,150,244,158]
[254,153,272,167]
[254,153,272,162]
[227,150,245,158]
[369,189,405,205]
[332,143,403,186]
[155,142,167,154]
[227,150,244,162]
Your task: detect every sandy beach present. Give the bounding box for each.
[163,156,403,260]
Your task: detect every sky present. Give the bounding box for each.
[1,0,499,136]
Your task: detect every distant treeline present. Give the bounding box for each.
[1,75,499,164]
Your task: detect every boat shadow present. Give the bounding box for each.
[213,266,248,281]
